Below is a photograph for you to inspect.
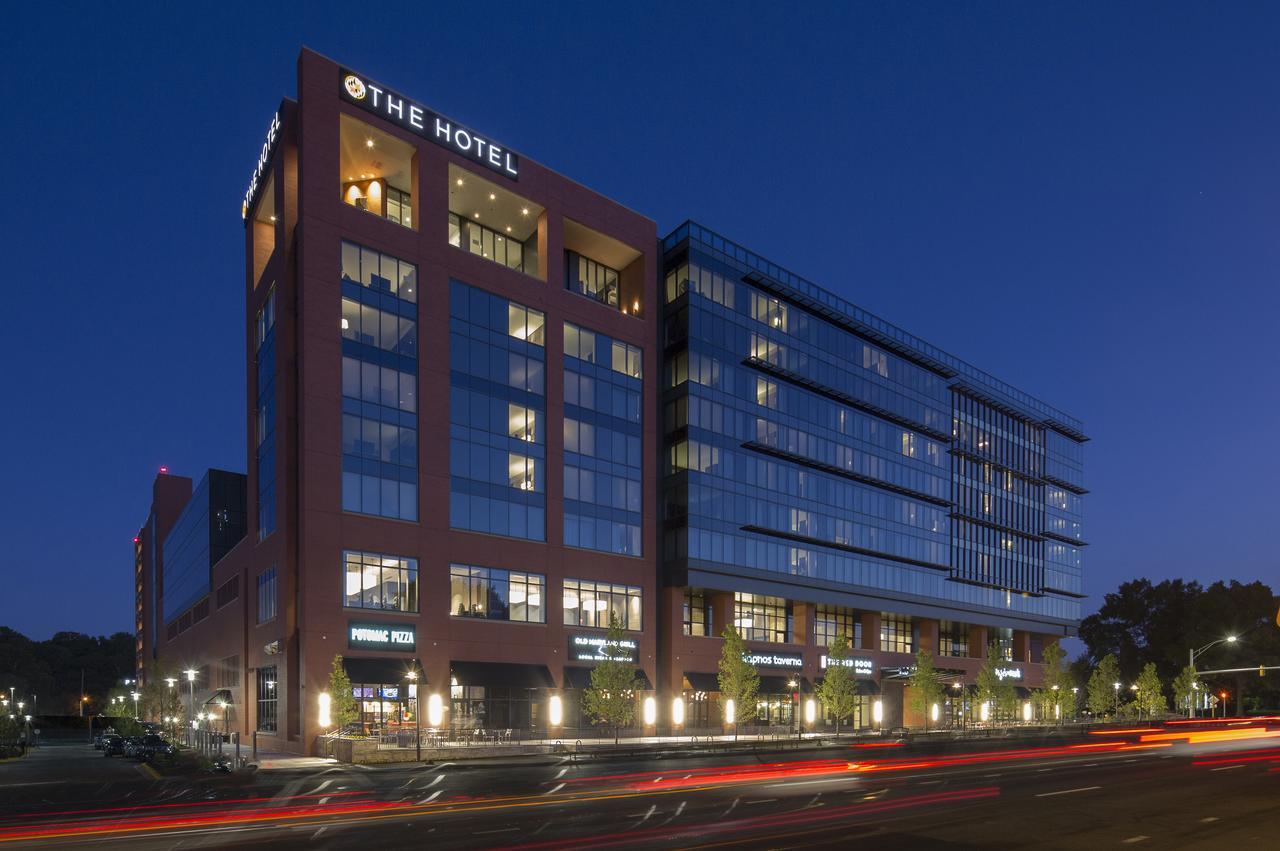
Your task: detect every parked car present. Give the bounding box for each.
[132,734,176,761]
[101,735,126,756]
[121,737,145,758]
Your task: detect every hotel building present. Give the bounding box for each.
[134,49,1085,750]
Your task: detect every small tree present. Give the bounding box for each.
[1134,662,1166,719]
[975,642,1016,724]
[1040,642,1072,723]
[718,625,759,740]
[1172,664,1201,716]
[141,659,184,726]
[583,615,641,745]
[327,655,359,733]
[908,650,944,731]
[816,633,858,736]
[1087,654,1122,719]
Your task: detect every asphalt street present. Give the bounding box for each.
[1,722,1277,849]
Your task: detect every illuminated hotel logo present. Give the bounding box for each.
[343,74,367,100]
[339,68,520,180]
[995,666,1023,681]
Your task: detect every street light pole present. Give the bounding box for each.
[184,669,197,746]
[1112,681,1120,718]
[407,667,421,762]
[1188,635,1238,718]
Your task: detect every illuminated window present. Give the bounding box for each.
[815,605,860,648]
[756,377,778,408]
[879,613,913,654]
[683,589,711,637]
[750,292,788,330]
[939,621,969,657]
[508,454,536,490]
[508,404,537,442]
[563,579,642,630]
[343,551,418,613]
[734,592,791,643]
[449,564,545,623]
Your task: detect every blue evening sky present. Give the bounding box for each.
[2,2,1277,640]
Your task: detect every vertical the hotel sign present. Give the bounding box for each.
[339,69,519,180]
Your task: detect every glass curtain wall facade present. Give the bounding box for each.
[340,241,419,521]
[448,280,547,540]
[661,222,1085,629]
[562,323,643,555]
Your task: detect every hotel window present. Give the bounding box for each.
[880,613,913,654]
[566,251,620,309]
[256,566,277,625]
[995,627,1014,661]
[342,551,419,613]
[939,621,969,657]
[683,589,711,637]
[449,564,545,623]
[750,291,787,330]
[256,667,278,733]
[447,165,543,278]
[562,579,642,631]
[734,593,791,643]
[449,281,546,541]
[756,377,778,409]
[340,240,418,303]
[815,605,860,648]
[385,186,411,228]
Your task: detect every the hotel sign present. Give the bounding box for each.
[743,652,803,669]
[340,69,520,180]
[820,655,874,677]
[568,634,639,663]
[241,110,281,222]
[995,666,1023,681]
[348,622,416,652]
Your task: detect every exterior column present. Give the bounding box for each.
[711,591,735,639]
[1012,631,1031,664]
[968,625,989,659]
[916,619,940,655]
[860,612,881,652]
[792,602,814,647]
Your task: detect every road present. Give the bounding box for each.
[0,720,1277,849]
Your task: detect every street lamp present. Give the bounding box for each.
[131,691,140,721]
[1112,682,1120,718]
[184,669,197,745]
[952,681,964,732]
[406,668,421,762]
[1188,635,1237,718]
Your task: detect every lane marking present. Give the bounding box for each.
[544,782,565,796]
[554,768,567,779]
[417,790,442,804]
[474,827,518,835]
[1122,836,1149,844]
[425,774,444,788]
[746,797,779,804]
[765,778,852,788]
[721,797,739,817]
[1210,765,1244,772]
[1036,768,1053,773]
[1035,785,1102,798]
[1200,817,1219,823]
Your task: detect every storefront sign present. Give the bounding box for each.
[995,666,1023,681]
[743,652,804,669]
[348,622,416,651]
[820,655,874,676]
[340,69,520,180]
[568,634,639,663]
[241,110,281,221]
